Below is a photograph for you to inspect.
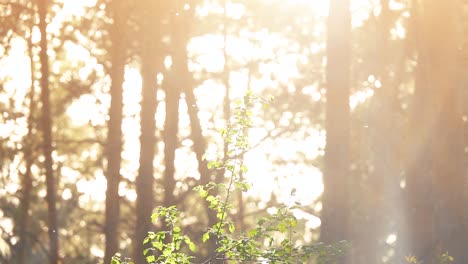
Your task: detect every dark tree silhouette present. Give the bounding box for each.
[134,1,160,263]
[104,0,128,263]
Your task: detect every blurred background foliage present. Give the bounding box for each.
[1,0,468,263]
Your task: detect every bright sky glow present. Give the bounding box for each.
[1,0,378,199]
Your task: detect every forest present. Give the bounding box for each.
[1,0,468,263]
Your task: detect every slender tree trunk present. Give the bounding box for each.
[134,1,159,262]
[37,1,59,263]
[404,2,434,263]
[180,33,219,262]
[184,72,220,263]
[321,0,351,263]
[185,88,210,188]
[103,1,127,263]
[405,61,435,263]
[18,32,36,264]
[356,1,394,263]
[162,64,180,207]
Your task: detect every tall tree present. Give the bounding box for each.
[425,0,468,262]
[162,38,180,208]
[103,0,128,263]
[404,1,434,262]
[134,0,160,262]
[406,1,468,262]
[320,0,351,263]
[37,0,59,263]
[162,81,180,208]
[177,3,221,259]
[355,1,397,262]
[17,31,36,264]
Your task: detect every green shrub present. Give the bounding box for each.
[112,91,349,264]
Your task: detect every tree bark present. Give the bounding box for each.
[425,1,468,262]
[162,75,180,208]
[18,31,36,264]
[103,0,127,263]
[406,1,467,263]
[37,1,59,263]
[134,1,159,263]
[404,2,434,263]
[321,0,351,263]
[178,18,219,259]
[355,1,396,263]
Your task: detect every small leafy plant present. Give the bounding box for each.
[406,252,454,264]
[113,90,349,264]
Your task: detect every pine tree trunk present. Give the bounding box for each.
[18,32,36,264]
[356,1,395,262]
[321,0,351,263]
[425,1,468,262]
[103,1,127,263]
[180,36,220,263]
[134,1,159,262]
[404,2,434,262]
[162,77,180,207]
[38,1,59,263]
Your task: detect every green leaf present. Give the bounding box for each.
[278,222,287,232]
[111,257,120,264]
[146,255,156,263]
[229,223,235,233]
[248,229,258,238]
[202,232,210,243]
[207,161,215,169]
[150,213,158,223]
[220,128,227,137]
[152,240,164,250]
[289,217,298,227]
[188,241,196,251]
[234,98,242,106]
[240,164,248,174]
[163,248,172,257]
[198,189,208,198]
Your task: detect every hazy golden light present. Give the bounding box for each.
[0,0,389,259]
[0,0,379,217]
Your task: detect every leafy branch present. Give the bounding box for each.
[112,90,349,264]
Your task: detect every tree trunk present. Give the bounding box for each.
[37,1,59,263]
[179,27,220,262]
[103,0,127,263]
[162,70,180,207]
[425,1,468,262]
[134,1,159,263]
[18,32,36,264]
[406,1,467,263]
[404,2,435,262]
[356,1,395,263]
[321,0,351,263]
